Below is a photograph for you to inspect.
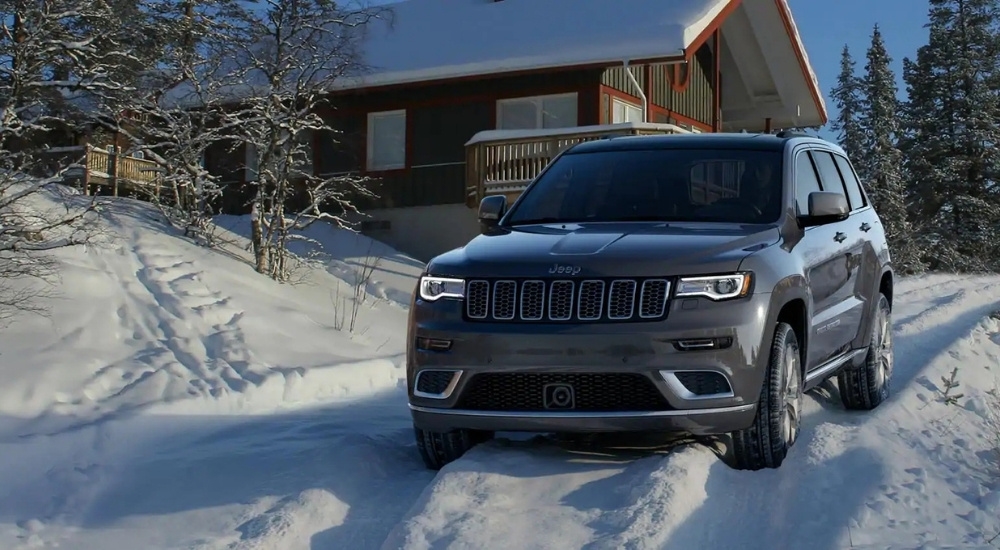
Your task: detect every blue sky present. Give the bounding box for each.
[787,0,929,137]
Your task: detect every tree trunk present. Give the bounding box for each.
[250,199,266,273]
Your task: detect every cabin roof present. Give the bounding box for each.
[337,0,722,89]
[336,0,826,129]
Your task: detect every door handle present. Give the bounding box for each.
[834,232,846,243]
[860,222,871,232]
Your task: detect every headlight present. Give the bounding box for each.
[419,275,465,301]
[675,273,752,301]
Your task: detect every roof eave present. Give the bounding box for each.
[327,53,687,95]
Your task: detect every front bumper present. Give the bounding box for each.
[409,402,757,435]
[407,290,775,436]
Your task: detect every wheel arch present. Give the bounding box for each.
[761,275,811,374]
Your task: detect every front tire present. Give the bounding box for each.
[838,292,892,410]
[730,321,803,470]
[414,426,493,470]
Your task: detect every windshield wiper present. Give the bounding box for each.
[506,217,583,226]
[603,215,675,222]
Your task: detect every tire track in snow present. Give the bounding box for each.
[24,233,296,435]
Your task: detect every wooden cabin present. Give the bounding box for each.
[203,0,828,261]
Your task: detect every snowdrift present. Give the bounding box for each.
[0,196,998,549]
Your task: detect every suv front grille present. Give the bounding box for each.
[465,278,671,323]
[456,372,673,412]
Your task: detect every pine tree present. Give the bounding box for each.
[828,45,865,175]
[858,25,924,274]
[899,0,1000,272]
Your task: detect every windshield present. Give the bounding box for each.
[504,148,784,226]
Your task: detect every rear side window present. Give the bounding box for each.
[810,150,851,201]
[832,154,867,210]
[794,152,822,215]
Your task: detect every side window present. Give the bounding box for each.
[810,150,851,204]
[794,151,822,215]
[832,154,867,210]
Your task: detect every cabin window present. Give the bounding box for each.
[611,98,643,123]
[367,109,406,171]
[496,93,577,130]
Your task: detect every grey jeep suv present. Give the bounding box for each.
[407,131,894,471]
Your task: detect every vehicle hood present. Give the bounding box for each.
[427,222,780,278]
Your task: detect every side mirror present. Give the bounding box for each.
[478,195,506,233]
[799,191,849,227]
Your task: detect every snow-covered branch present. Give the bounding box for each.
[213,0,388,280]
[0,0,139,322]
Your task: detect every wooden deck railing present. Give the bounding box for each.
[464,122,690,207]
[86,147,160,184]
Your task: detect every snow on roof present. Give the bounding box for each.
[334,0,730,90]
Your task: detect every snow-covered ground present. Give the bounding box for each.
[1,197,999,550]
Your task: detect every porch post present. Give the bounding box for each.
[712,29,721,132]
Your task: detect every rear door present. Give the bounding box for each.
[808,149,869,361]
[831,152,883,350]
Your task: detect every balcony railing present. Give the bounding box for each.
[85,147,160,184]
[464,122,690,207]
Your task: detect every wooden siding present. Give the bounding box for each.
[601,65,646,95]
[314,115,365,176]
[600,43,715,129]
[314,68,602,210]
[411,102,492,166]
[361,163,468,210]
[204,139,245,184]
[206,68,607,213]
[651,45,714,125]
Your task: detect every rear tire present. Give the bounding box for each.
[730,321,803,470]
[414,426,493,470]
[838,293,892,410]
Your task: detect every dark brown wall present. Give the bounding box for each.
[600,43,715,129]
[205,68,607,212]
[651,45,714,126]
[315,68,603,210]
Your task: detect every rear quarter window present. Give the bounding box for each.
[832,154,867,210]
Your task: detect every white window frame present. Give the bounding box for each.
[366,109,407,171]
[611,97,644,124]
[244,142,259,182]
[496,92,578,130]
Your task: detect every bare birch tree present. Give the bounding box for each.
[112,0,246,242]
[219,0,386,280]
[0,0,136,323]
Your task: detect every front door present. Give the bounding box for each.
[792,149,857,370]
[809,150,870,359]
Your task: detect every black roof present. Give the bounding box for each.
[566,132,825,154]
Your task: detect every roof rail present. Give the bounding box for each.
[775,130,814,139]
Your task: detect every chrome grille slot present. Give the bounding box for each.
[607,280,637,319]
[463,277,671,323]
[548,280,575,320]
[519,280,545,320]
[639,279,670,319]
[492,280,516,320]
[577,280,605,320]
[466,280,489,319]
